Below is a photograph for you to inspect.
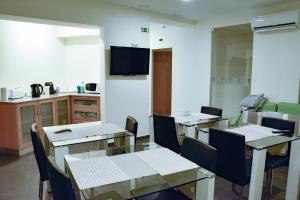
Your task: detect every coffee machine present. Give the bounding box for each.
[45,82,56,95]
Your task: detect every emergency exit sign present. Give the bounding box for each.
[141,27,149,33]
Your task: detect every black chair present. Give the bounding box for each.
[47,158,76,200]
[181,137,217,172]
[153,114,181,153]
[201,106,223,117]
[137,188,191,200]
[125,116,138,144]
[209,128,252,199]
[30,123,49,200]
[261,117,295,199]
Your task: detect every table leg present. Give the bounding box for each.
[125,134,135,152]
[196,169,215,200]
[184,125,197,138]
[54,146,69,170]
[285,139,300,200]
[248,149,266,200]
[149,116,154,142]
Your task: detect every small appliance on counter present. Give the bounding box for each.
[31,84,43,97]
[85,83,100,94]
[45,82,56,95]
[7,87,24,99]
[1,87,8,101]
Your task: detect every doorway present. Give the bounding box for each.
[210,24,253,117]
[152,49,172,115]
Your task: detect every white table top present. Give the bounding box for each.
[43,121,126,146]
[65,147,199,190]
[171,112,220,124]
[227,124,280,142]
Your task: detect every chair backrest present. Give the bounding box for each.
[125,116,138,140]
[47,158,76,200]
[261,117,295,137]
[209,128,247,186]
[30,123,49,181]
[153,114,181,153]
[181,137,217,172]
[201,106,223,117]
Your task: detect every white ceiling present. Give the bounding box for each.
[103,0,298,21]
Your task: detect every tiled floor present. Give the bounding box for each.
[0,148,288,200]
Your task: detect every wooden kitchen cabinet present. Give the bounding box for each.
[36,100,55,138]
[19,102,38,147]
[71,96,100,123]
[55,97,71,125]
[0,94,99,156]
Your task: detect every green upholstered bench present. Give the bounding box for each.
[277,102,300,115]
[261,102,278,112]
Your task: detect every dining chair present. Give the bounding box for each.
[137,188,191,200]
[153,114,181,153]
[209,128,252,199]
[201,106,223,117]
[47,158,76,200]
[181,137,217,172]
[125,116,138,144]
[30,123,49,200]
[261,117,295,200]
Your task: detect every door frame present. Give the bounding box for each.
[151,48,173,115]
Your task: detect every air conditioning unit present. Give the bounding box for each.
[251,10,299,32]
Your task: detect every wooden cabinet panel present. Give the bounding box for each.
[55,97,70,125]
[71,96,100,123]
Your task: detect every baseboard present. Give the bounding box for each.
[0,146,33,157]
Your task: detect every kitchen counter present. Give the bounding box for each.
[0,92,100,104]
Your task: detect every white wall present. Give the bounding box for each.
[62,36,101,91]
[211,28,253,117]
[150,23,210,113]
[195,1,300,108]
[0,20,64,94]
[251,29,300,103]
[0,19,101,94]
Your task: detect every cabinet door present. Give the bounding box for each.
[71,96,100,123]
[19,103,37,146]
[56,98,70,125]
[38,100,54,128]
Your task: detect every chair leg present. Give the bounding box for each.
[232,183,236,193]
[239,186,244,200]
[39,180,44,200]
[267,169,273,200]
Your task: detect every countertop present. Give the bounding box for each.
[0,92,100,104]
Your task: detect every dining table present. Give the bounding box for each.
[63,143,216,200]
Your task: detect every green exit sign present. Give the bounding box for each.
[141,27,149,33]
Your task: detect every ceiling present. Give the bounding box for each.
[102,0,298,21]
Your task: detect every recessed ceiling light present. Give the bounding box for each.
[181,0,193,2]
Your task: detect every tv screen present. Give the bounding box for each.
[110,46,150,75]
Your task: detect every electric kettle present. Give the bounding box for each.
[31,84,43,97]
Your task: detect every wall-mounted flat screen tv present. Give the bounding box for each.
[110,46,150,75]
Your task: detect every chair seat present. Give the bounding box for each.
[137,188,191,200]
[265,155,289,170]
[171,146,181,154]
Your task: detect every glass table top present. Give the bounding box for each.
[64,143,212,200]
[43,121,134,147]
[198,124,300,150]
[52,131,134,147]
[149,113,228,127]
